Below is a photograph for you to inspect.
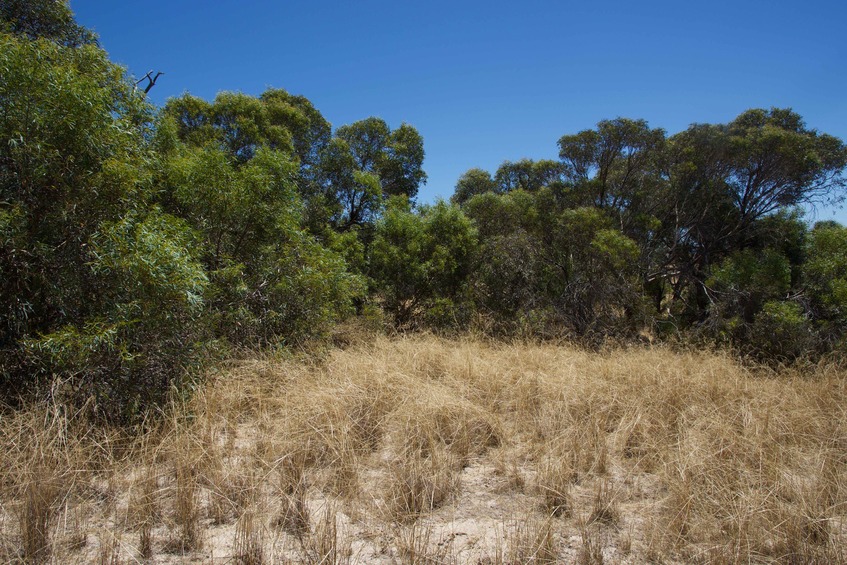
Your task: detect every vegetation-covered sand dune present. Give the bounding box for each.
[2,334,845,563]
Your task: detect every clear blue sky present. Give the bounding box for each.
[72,0,847,224]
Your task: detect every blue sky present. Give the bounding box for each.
[72,0,847,224]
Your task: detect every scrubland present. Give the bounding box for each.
[1,333,845,564]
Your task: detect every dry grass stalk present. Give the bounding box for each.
[59,501,88,553]
[535,455,573,517]
[301,505,351,565]
[385,448,461,523]
[208,462,259,525]
[96,528,122,565]
[324,442,360,499]
[493,456,525,493]
[393,521,452,565]
[587,479,619,527]
[234,507,265,565]
[126,467,159,559]
[165,457,201,553]
[275,451,311,537]
[576,527,604,565]
[19,465,59,564]
[505,517,558,564]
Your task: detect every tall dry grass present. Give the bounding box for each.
[0,333,844,563]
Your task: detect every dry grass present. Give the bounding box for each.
[384,447,461,523]
[504,516,559,563]
[0,334,845,563]
[234,507,265,565]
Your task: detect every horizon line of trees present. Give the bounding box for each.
[2,1,846,422]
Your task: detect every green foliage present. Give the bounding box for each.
[702,217,845,358]
[724,109,847,219]
[653,110,847,330]
[464,189,642,336]
[709,249,792,323]
[0,32,150,346]
[462,191,546,329]
[463,189,542,239]
[162,91,316,164]
[749,301,813,361]
[26,211,208,418]
[317,118,426,230]
[316,138,384,229]
[370,198,477,327]
[804,222,847,343]
[0,31,207,419]
[90,211,207,312]
[494,159,564,193]
[335,118,427,199]
[1,0,96,46]
[160,144,300,268]
[451,168,498,205]
[157,114,363,345]
[208,230,362,344]
[558,118,666,215]
[549,209,642,335]
[665,109,847,271]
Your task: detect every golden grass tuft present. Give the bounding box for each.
[234,506,265,565]
[577,526,604,565]
[505,516,558,564]
[535,453,573,517]
[301,505,351,564]
[384,447,461,523]
[587,479,620,527]
[274,451,311,537]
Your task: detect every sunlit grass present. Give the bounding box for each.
[1,334,844,562]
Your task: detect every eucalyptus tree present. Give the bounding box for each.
[558,118,667,224]
[156,92,362,345]
[0,0,96,46]
[370,198,477,327]
[0,28,207,419]
[804,221,847,341]
[663,109,847,321]
[320,117,427,230]
[494,159,565,193]
[451,168,498,205]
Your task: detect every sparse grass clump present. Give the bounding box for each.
[301,505,351,564]
[505,517,558,564]
[275,451,311,536]
[577,526,604,565]
[536,454,573,517]
[385,448,461,523]
[234,507,265,565]
[587,479,619,527]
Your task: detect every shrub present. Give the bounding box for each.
[0,32,207,420]
[749,300,813,361]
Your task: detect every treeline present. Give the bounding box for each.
[443,115,847,352]
[2,2,846,421]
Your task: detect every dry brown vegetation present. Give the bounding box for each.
[1,334,845,563]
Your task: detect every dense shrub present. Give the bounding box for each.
[155,108,364,346]
[749,300,813,361]
[0,33,206,419]
[370,198,477,328]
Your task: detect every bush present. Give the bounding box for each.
[0,33,210,421]
[370,198,478,328]
[749,301,813,361]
